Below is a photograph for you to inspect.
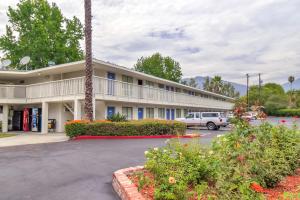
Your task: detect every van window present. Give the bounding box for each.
[185,113,194,119]
[195,113,201,118]
[202,113,219,118]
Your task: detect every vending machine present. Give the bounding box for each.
[31,108,40,132]
[23,108,30,132]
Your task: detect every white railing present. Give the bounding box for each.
[0,76,233,109]
[0,85,26,98]
[94,76,233,109]
[26,77,85,98]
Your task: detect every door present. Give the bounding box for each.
[138,108,144,120]
[107,72,116,95]
[107,106,115,118]
[171,109,175,120]
[166,109,170,120]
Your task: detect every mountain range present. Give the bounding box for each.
[183,76,300,96]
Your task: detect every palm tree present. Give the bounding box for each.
[288,76,295,108]
[288,76,295,91]
[84,0,93,121]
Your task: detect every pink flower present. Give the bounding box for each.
[280,119,286,123]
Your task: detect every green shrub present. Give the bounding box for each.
[65,119,186,138]
[270,108,300,117]
[143,121,300,199]
[107,113,127,122]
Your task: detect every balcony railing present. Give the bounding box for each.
[0,85,26,98]
[93,76,233,109]
[0,76,233,109]
[26,77,85,98]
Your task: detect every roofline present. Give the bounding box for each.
[0,59,235,100]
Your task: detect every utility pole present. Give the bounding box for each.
[246,74,250,111]
[258,73,261,105]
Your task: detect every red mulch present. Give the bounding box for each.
[264,169,300,200]
[128,170,155,200]
[128,169,300,200]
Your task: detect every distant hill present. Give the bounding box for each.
[282,78,300,91]
[183,76,248,96]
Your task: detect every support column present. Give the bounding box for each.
[56,103,65,133]
[74,99,82,120]
[2,105,9,133]
[42,102,49,134]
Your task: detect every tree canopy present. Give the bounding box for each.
[134,53,183,82]
[0,0,84,70]
[203,76,240,98]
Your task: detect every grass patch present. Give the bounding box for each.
[0,133,16,138]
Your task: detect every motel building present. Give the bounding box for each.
[0,59,234,134]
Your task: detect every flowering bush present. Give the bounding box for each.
[142,120,300,199]
[65,119,186,138]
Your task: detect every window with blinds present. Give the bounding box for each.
[146,107,154,118]
[158,108,165,119]
[122,107,133,120]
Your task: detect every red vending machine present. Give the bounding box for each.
[23,108,30,132]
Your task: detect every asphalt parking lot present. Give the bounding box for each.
[0,117,298,200]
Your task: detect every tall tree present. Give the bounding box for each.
[203,76,239,98]
[288,76,296,108]
[188,78,198,88]
[0,0,83,69]
[134,53,183,82]
[288,76,295,91]
[84,0,93,121]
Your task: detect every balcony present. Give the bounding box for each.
[93,76,233,110]
[0,76,233,110]
[0,85,26,99]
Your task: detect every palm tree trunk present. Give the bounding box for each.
[84,0,93,121]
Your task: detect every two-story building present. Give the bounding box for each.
[0,59,234,134]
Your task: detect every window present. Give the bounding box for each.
[122,107,133,120]
[0,106,2,114]
[145,80,155,87]
[158,108,165,119]
[175,88,181,93]
[202,113,219,118]
[195,113,201,118]
[158,84,164,89]
[176,109,181,118]
[122,75,133,96]
[122,75,133,83]
[183,109,188,116]
[185,113,194,119]
[146,108,154,119]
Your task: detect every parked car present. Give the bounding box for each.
[176,112,229,130]
[242,112,257,121]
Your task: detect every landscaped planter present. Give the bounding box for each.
[113,167,300,200]
[112,166,145,200]
[73,134,200,140]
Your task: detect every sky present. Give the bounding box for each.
[0,0,299,85]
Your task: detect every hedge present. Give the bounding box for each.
[268,108,300,117]
[65,119,186,138]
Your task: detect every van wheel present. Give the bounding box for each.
[207,122,216,130]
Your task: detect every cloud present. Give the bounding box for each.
[0,0,299,84]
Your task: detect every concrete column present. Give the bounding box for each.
[2,105,9,133]
[41,102,49,134]
[74,99,82,120]
[56,103,65,133]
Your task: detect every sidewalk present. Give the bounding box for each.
[0,133,69,147]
